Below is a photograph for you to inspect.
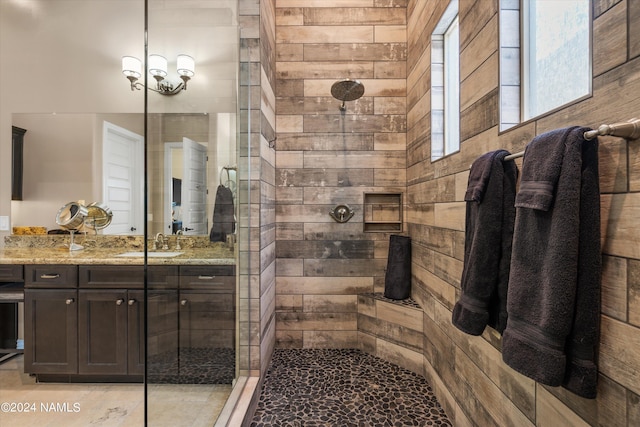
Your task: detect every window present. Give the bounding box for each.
[431,1,459,161]
[500,0,590,129]
[499,1,521,130]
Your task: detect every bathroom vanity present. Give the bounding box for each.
[0,236,235,383]
[0,264,24,362]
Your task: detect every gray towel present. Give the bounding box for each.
[210,185,235,242]
[452,150,517,335]
[384,235,412,300]
[502,126,601,399]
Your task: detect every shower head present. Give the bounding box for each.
[331,79,365,111]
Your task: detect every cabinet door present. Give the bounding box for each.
[127,290,145,375]
[146,290,179,380]
[24,289,78,374]
[78,290,128,375]
[179,291,235,349]
[179,291,235,383]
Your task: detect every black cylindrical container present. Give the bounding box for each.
[384,235,411,300]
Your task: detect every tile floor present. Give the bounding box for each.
[250,349,452,427]
[0,355,231,426]
[147,348,235,384]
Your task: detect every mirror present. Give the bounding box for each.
[11,112,236,236]
[5,0,239,237]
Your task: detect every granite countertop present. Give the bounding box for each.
[1,235,235,266]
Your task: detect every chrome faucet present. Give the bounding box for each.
[154,232,168,250]
[175,230,183,250]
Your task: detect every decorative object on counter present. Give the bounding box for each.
[84,202,112,232]
[122,54,195,96]
[383,235,411,300]
[12,226,47,235]
[329,204,354,223]
[55,201,88,251]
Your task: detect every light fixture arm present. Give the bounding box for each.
[126,76,144,91]
[122,54,193,96]
[125,74,190,96]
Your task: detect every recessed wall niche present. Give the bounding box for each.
[363,192,403,233]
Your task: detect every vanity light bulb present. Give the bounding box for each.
[122,56,142,79]
[177,54,195,77]
[148,54,168,77]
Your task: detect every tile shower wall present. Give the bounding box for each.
[407,0,640,426]
[274,0,408,349]
[239,0,277,377]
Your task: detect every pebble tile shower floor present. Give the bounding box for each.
[250,349,452,427]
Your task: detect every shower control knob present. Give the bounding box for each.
[329,204,354,223]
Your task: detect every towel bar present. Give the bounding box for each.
[503,118,640,161]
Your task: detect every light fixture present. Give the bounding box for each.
[122,54,195,96]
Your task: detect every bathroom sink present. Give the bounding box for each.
[116,251,184,258]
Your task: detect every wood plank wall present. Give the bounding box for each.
[259,0,277,377]
[238,0,278,377]
[274,0,408,350]
[257,0,640,425]
[407,0,640,426]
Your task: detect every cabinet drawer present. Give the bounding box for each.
[0,265,23,282]
[179,265,235,291]
[25,265,77,288]
[79,265,178,289]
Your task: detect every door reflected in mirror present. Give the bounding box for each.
[164,138,209,235]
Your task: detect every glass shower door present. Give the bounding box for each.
[144,1,245,425]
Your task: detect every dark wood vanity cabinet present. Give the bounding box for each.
[23,265,174,379]
[22,263,234,382]
[23,265,78,375]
